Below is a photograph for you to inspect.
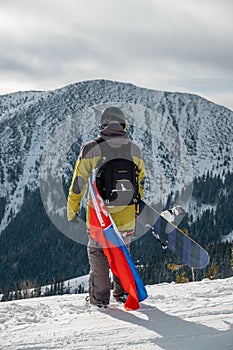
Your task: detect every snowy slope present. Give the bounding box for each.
[0,80,232,235]
[1,277,233,350]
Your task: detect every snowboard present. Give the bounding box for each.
[136,200,210,269]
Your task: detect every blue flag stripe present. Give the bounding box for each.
[104,225,148,302]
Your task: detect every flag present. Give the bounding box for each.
[89,171,148,310]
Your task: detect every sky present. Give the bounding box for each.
[0,0,232,110]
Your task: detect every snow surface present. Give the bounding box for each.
[1,277,233,349]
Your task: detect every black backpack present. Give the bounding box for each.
[95,138,139,206]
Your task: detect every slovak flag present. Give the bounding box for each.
[89,171,148,311]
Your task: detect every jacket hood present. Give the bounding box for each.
[100,122,129,146]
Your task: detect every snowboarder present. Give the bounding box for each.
[67,107,145,307]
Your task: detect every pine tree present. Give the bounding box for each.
[181,228,189,236]
[176,272,189,283]
[205,262,218,280]
[167,263,184,272]
[231,243,233,272]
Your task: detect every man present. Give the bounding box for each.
[67,106,145,307]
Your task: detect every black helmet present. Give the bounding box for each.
[101,107,126,128]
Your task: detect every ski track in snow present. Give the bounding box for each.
[0,277,233,350]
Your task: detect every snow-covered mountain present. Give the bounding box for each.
[0,80,232,290]
[1,79,232,235]
[1,277,233,349]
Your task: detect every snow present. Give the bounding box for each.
[1,277,233,349]
[1,80,233,235]
[188,199,217,224]
[222,231,233,243]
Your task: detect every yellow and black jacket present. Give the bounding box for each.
[67,123,145,232]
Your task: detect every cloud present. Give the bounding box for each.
[0,0,232,110]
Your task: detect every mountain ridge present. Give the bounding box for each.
[0,79,232,289]
[1,79,232,233]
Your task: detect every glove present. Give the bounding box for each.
[161,206,186,224]
[171,206,186,216]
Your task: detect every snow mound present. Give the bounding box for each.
[1,277,233,349]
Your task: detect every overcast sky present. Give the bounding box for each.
[0,0,232,110]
